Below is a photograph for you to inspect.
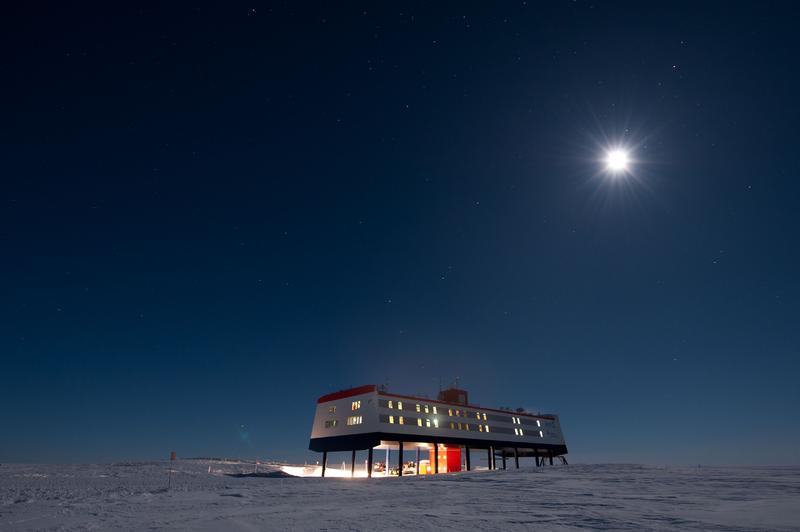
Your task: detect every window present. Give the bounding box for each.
[448,409,453,417]
[476,412,481,420]
[417,418,423,427]
[478,424,483,432]
[432,406,437,414]
[455,410,460,417]
[458,422,462,430]
[399,416,404,425]
[449,421,455,429]
[388,400,394,409]
[520,429,524,436]
[426,419,431,427]
[351,401,361,411]
[433,419,439,428]
[328,406,336,414]
[346,416,362,426]
[424,405,429,414]
[539,430,543,438]
[389,415,395,424]
[465,423,470,431]
[482,413,487,421]
[325,420,338,428]
[536,420,541,427]
[485,425,490,432]
[397,401,403,410]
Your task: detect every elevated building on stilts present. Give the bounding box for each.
[308,384,568,477]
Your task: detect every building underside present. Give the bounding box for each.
[310,431,568,477]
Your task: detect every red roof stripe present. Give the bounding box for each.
[317,384,377,404]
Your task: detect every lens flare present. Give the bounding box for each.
[605,149,630,173]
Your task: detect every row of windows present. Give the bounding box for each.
[387,415,442,428]
[377,415,547,438]
[325,419,338,428]
[346,415,363,426]
[449,421,490,432]
[377,399,550,428]
[380,400,546,427]
[351,401,361,411]
[385,400,491,420]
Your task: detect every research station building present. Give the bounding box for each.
[308,384,568,477]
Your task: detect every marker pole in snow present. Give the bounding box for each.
[168,451,176,490]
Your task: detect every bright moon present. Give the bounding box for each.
[605,149,630,173]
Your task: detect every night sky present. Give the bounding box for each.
[3,2,799,465]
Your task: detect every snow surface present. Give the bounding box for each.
[1,460,799,531]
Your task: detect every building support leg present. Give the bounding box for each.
[416,447,420,475]
[465,446,471,471]
[488,447,493,470]
[351,450,356,477]
[321,451,327,477]
[386,448,390,477]
[398,441,403,477]
[549,453,553,466]
[433,443,439,474]
[514,448,519,469]
[502,450,507,470]
[367,447,373,478]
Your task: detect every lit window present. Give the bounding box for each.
[426,419,431,427]
[485,425,490,432]
[389,415,395,424]
[328,406,336,414]
[478,424,483,432]
[539,430,543,438]
[399,416,404,425]
[514,428,518,435]
[465,424,470,431]
[325,420,338,428]
[416,404,421,412]
[388,400,394,409]
[536,420,541,427]
[346,416,362,426]
[424,405,429,414]
[351,401,361,411]
[458,422,462,430]
[520,429,524,435]
[417,418,422,427]
[455,410,460,417]
[432,406,437,414]
[476,412,480,420]
[397,402,403,410]
[449,421,455,429]
[433,419,439,428]
[482,413,487,421]
[448,409,453,417]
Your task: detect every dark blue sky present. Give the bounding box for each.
[2,2,798,465]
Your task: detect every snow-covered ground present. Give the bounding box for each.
[1,460,799,531]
